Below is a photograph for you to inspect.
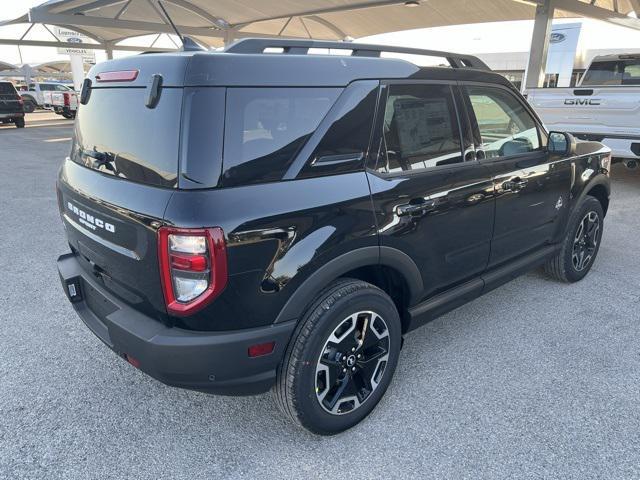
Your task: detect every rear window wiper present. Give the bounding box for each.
[82,148,118,173]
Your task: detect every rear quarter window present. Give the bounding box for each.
[221,87,341,187]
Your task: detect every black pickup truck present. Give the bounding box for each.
[0,81,25,128]
[57,39,611,435]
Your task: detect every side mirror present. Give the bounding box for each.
[548,131,577,156]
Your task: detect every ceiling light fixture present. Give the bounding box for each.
[404,1,420,7]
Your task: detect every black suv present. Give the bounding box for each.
[0,81,25,128]
[57,39,611,435]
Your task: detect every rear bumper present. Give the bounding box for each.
[0,112,23,119]
[57,252,296,395]
[53,106,74,115]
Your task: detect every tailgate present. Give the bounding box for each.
[0,96,22,113]
[58,160,174,318]
[528,87,640,134]
[51,92,63,106]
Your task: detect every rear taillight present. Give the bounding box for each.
[16,96,23,105]
[63,92,70,107]
[158,227,227,316]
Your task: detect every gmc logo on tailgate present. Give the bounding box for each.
[564,98,601,106]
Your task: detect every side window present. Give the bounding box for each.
[222,87,340,187]
[378,83,463,174]
[298,82,378,179]
[467,86,540,159]
[40,84,52,91]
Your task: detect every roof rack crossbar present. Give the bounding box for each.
[224,38,490,70]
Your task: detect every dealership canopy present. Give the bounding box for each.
[1,0,638,47]
[0,0,639,88]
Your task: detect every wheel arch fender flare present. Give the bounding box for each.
[577,174,611,215]
[273,246,423,324]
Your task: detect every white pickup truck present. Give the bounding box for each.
[526,54,640,168]
[18,82,74,113]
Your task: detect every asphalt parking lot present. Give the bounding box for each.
[1,116,639,480]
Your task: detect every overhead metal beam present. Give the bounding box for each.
[115,0,133,19]
[0,38,175,52]
[162,0,229,29]
[28,9,223,38]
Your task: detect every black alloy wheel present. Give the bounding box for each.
[315,310,390,415]
[571,211,600,272]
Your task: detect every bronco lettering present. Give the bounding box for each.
[66,201,115,233]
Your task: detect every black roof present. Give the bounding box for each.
[87,38,513,89]
[184,51,512,88]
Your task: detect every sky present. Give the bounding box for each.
[1,0,639,69]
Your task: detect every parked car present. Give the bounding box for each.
[0,81,25,128]
[526,54,640,169]
[51,90,78,119]
[19,82,74,113]
[56,39,611,435]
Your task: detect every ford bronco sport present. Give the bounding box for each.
[57,39,611,435]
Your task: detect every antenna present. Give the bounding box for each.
[157,0,204,51]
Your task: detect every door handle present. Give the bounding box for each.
[396,200,436,217]
[502,178,528,191]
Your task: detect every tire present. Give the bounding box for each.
[23,99,36,113]
[62,112,74,119]
[14,118,25,128]
[274,278,402,435]
[544,196,604,283]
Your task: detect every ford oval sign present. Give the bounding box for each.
[550,32,566,44]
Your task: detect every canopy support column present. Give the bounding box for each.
[105,42,114,59]
[523,0,555,91]
[224,29,236,46]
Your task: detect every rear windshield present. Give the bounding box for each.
[582,60,640,86]
[0,83,17,95]
[71,87,181,188]
[221,87,341,187]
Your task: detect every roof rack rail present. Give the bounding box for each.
[224,38,490,70]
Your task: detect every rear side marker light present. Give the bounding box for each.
[95,70,139,83]
[158,227,227,316]
[248,342,275,358]
[124,354,141,369]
